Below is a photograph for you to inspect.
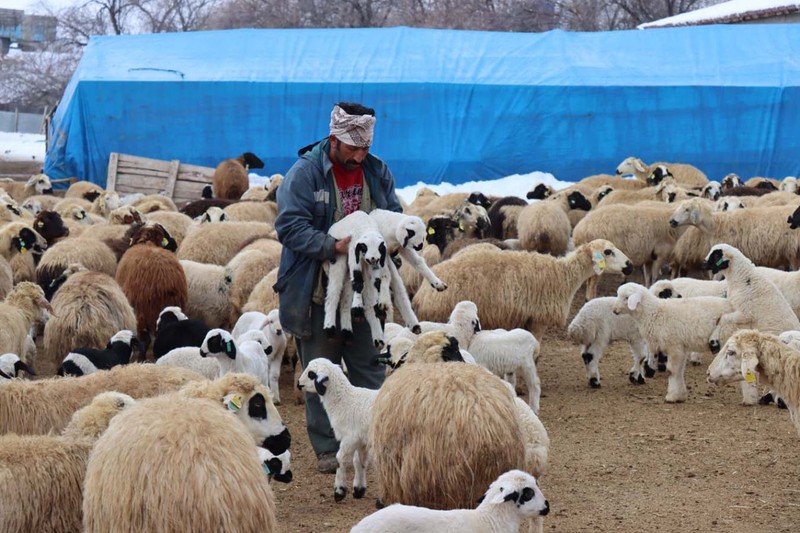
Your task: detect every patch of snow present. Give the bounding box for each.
[395,171,573,204]
[0,132,46,163]
[639,0,800,28]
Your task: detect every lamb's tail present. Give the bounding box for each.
[536,233,551,254]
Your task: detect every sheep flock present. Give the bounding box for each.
[0,156,799,532]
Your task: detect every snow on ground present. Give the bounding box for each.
[2,132,572,199]
[0,132,47,164]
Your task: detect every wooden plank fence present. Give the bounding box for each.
[106,153,215,205]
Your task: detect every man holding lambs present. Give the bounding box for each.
[274,102,402,473]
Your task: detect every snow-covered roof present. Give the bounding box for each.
[639,0,800,29]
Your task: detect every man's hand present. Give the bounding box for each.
[334,236,351,254]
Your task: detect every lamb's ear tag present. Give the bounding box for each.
[593,251,605,270]
[744,369,756,384]
[36,221,44,228]
[226,394,243,412]
[77,211,85,219]
[262,462,272,476]
[225,340,233,353]
[458,221,465,232]
[161,238,169,247]
[427,227,435,235]
[19,240,27,253]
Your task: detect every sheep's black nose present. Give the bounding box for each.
[622,262,634,275]
[540,501,550,516]
[669,219,678,228]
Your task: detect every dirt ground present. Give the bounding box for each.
[271,273,800,533]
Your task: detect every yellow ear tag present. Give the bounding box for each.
[458,221,465,232]
[161,238,169,247]
[593,252,605,270]
[77,211,84,219]
[227,394,243,412]
[744,369,756,383]
[427,227,435,235]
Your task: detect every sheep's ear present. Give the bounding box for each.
[355,242,367,263]
[314,374,329,396]
[633,159,647,173]
[379,242,387,267]
[14,360,35,376]
[741,354,759,384]
[690,209,699,225]
[627,292,642,311]
[489,489,520,505]
[84,191,101,202]
[0,368,10,379]
[223,393,244,413]
[402,228,415,249]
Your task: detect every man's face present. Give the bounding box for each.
[330,136,369,171]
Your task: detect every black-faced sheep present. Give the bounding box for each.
[152,306,210,359]
[57,330,142,376]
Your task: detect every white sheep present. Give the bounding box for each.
[298,358,378,501]
[351,469,550,533]
[325,211,389,349]
[417,300,481,349]
[613,283,733,403]
[649,278,727,299]
[155,345,221,379]
[568,297,650,389]
[469,328,542,412]
[616,156,708,188]
[232,309,287,404]
[707,329,800,436]
[235,329,273,390]
[0,352,35,380]
[780,176,798,194]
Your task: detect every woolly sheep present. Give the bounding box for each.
[417,300,481,348]
[116,223,188,349]
[669,198,800,270]
[130,193,178,213]
[212,152,265,200]
[223,199,278,224]
[179,198,235,219]
[226,248,281,325]
[32,210,70,246]
[0,364,203,435]
[58,330,141,377]
[351,469,549,533]
[518,191,590,255]
[82,392,278,532]
[242,267,280,315]
[145,210,193,247]
[370,361,526,509]
[715,197,746,211]
[573,202,679,296]
[180,259,233,328]
[194,205,229,223]
[703,244,800,356]
[178,221,277,265]
[233,329,273,388]
[35,237,117,293]
[568,296,650,388]
[707,330,800,436]
[649,278,727,299]
[0,174,54,202]
[156,345,221,379]
[413,239,633,340]
[0,352,35,380]
[41,270,136,376]
[780,176,798,194]
[0,391,135,533]
[0,256,12,302]
[0,282,51,363]
[616,156,708,188]
[487,196,527,240]
[613,282,734,403]
[233,309,287,403]
[469,327,542,412]
[65,180,104,201]
[299,358,378,500]
[0,221,46,263]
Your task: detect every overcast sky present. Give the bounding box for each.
[1,0,75,14]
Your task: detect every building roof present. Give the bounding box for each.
[639,0,800,29]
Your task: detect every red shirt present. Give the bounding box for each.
[331,158,364,216]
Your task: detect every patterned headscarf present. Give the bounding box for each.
[329,104,375,148]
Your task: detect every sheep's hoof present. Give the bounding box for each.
[352,306,365,318]
[709,340,720,354]
[644,363,656,378]
[758,393,774,405]
[334,487,348,502]
[628,372,637,384]
[375,498,385,509]
[434,282,447,291]
[777,397,788,410]
[581,352,593,365]
[324,327,337,339]
[374,339,385,350]
[341,329,353,340]
[665,394,687,404]
[353,486,366,499]
[637,375,645,385]
[589,377,601,389]
[657,363,667,373]
[691,360,702,366]
[274,470,293,483]
[411,324,421,334]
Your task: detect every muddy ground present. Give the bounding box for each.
[272,273,800,532]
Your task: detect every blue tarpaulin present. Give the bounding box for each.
[45,25,800,189]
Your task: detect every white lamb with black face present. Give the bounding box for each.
[325,211,389,350]
[351,469,550,533]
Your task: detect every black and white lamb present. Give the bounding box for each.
[57,330,142,376]
[152,306,211,359]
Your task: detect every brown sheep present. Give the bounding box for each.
[212,152,265,201]
[40,269,137,376]
[116,223,188,351]
[33,210,70,245]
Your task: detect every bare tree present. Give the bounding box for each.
[133,0,224,33]
[0,42,81,112]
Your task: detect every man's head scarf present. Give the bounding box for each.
[329,104,375,148]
